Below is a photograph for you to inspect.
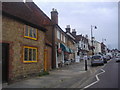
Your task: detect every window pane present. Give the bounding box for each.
[29,27,33,37]
[61,33,62,41]
[24,48,28,61]
[57,30,60,40]
[25,26,29,36]
[33,29,37,38]
[33,49,36,61]
[29,48,32,61]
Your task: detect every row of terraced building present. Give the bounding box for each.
[1,2,107,83]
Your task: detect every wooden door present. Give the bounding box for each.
[44,49,47,72]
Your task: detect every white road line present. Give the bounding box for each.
[83,59,112,89]
[83,69,105,89]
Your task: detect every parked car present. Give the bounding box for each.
[91,55,104,66]
[106,53,113,60]
[115,53,120,62]
[103,55,107,63]
[104,55,111,61]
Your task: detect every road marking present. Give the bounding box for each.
[83,69,105,89]
[83,59,112,89]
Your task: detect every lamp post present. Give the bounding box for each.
[91,25,97,56]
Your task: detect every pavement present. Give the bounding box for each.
[2,60,104,88]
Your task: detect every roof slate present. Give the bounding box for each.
[2,2,51,31]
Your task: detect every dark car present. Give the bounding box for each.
[116,58,120,62]
[91,55,104,66]
[103,55,107,63]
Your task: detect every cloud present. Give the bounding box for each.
[33,0,119,2]
[34,1,118,49]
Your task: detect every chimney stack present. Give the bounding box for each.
[51,8,58,24]
[72,29,76,36]
[66,25,71,33]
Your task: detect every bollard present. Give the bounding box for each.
[85,60,87,71]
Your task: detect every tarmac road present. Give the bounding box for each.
[82,58,119,89]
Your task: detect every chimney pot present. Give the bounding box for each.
[66,25,71,33]
[51,8,58,24]
[72,29,76,36]
[67,25,70,28]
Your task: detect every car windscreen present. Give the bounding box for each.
[92,56,101,59]
[117,54,120,57]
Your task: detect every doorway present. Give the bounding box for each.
[2,43,9,83]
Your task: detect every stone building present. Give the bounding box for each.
[45,8,76,68]
[94,40,102,54]
[2,2,48,83]
[75,34,89,60]
[65,25,77,62]
[101,42,107,54]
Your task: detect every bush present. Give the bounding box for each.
[39,71,49,76]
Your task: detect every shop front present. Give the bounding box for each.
[56,43,73,67]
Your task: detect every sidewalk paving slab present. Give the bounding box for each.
[2,60,103,88]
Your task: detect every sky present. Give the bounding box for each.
[33,0,118,49]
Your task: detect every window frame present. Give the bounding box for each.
[61,33,63,41]
[23,46,38,63]
[57,30,61,40]
[63,36,66,43]
[24,25,38,40]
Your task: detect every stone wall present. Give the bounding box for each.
[2,16,45,82]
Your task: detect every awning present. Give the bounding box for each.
[60,43,70,53]
[69,48,74,53]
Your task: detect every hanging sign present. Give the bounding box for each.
[58,48,62,53]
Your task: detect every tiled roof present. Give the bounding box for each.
[75,35,88,43]
[2,2,52,31]
[75,35,82,42]
[25,2,52,25]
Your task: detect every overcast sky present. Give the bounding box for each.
[33,1,118,49]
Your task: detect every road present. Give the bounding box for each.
[81,58,120,89]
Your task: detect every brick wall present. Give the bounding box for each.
[2,16,45,82]
[45,26,53,43]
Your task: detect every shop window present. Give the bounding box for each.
[23,46,37,63]
[24,25,38,40]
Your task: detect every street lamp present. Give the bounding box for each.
[84,25,97,71]
[91,25,97,56]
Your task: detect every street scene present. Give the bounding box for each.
[1,0,120,89]
[2,57,120,89]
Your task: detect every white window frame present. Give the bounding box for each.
[63,36,66,43]
[61,33,63,41]
[57,30,61,40]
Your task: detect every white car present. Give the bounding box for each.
[115,53,120,62]
[91,55,104,66]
